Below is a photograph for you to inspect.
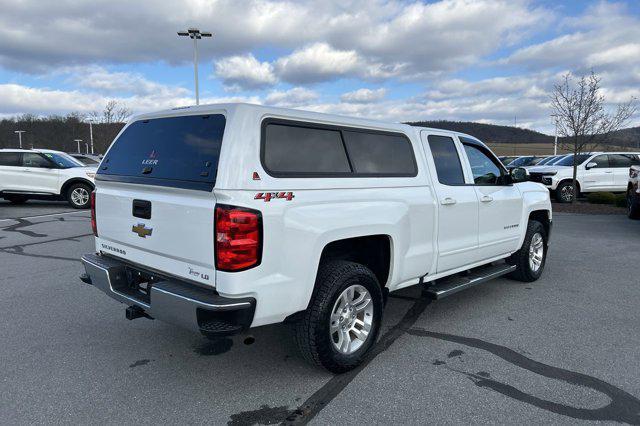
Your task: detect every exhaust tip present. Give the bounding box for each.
[243,335,255,345]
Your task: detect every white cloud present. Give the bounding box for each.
[0,0,550,81]
[214,54,276,89]
[66,66,189,98]
[274,43,366,84]
[264,87,318,107]
[504,2,640,72]
[341,88,386,103]
[0,83,260,117]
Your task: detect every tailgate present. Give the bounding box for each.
[93,113,227,287]
[95,181,216,286]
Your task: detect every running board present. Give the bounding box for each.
[425,263,516,300]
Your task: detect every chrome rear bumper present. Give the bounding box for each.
[80,253,255,337]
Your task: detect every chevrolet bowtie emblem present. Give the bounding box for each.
[132,223,153,238]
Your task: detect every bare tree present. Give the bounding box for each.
[93,100,132,124]
[550,71,636,202]
[104,100,132,123]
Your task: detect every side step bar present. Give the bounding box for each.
[425,263,516,300]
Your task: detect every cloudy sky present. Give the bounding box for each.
[1,0,639,133]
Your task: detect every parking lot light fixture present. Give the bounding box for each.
[14,130,25,149]
[87,118,94,154]
[177,28,212,106]
[74,139,83,153]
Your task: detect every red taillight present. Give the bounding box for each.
[215,205,262,272]
[90,191,97,237]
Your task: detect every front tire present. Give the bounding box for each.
[628,188,640,220]
[294,260,384,373]
[508,220,547,282]
[67,183,91,209]
[555,181,575,203]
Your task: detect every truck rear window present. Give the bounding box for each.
[97,114,225,190]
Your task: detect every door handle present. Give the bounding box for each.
[604,171,613,174]
[441,197,457,205]
[480,195,493,203]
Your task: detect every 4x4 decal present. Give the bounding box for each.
[255,192,295,202]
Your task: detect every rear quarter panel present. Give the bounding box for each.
[213,186,436,327]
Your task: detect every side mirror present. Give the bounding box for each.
[510,167,528,183]
[585,162,597,170]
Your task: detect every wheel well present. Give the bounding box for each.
[529,210,551,236]
[60,178,94,196]
[318,235,391,287]
[558,179,580,192]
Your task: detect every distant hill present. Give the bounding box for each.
[407,120,640,149]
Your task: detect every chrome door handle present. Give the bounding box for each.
[441,197,457,205]
[480,195,493,203]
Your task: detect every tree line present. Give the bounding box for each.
[0,100,130,154]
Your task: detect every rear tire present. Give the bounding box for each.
[294,260,384,373]
[4,195,28,204]
[628,188,640,220]
[508,220,547,282]
[67,183,92,209]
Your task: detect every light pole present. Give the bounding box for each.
[85,143,89,154]
[88,118,94,154]
[177,28,212,105]
[74,139,83,153]
[14,130,25,149]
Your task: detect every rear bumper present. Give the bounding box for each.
[80,253,255,337]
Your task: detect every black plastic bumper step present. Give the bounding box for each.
[425,263,516,300]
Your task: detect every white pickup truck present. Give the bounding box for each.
[80,103,552,372]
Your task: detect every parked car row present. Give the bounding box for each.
[500,152,640,204]
[0,149,97,208]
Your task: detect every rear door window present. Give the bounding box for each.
[22,153,52,168]
[609,154,637,168]
[427,135,465,185]
[0,152,21,166]
[98,114,226,190]
[342,131,416,175]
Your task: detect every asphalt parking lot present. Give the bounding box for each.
[1,200,640,425]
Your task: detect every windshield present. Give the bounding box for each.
[508,156,535,166]
[42,152,84,168]
[548,155,567,165]
[74,155,100,165]
[536,156,556,165]
[556,154,591,166]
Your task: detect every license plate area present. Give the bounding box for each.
[111,266,161,305]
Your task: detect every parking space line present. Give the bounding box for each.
[0,210,89,224]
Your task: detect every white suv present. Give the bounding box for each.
[80,103,551,372]
[0,149,97,208]
[528,152,640,202]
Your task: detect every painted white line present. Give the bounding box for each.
[0,210,89,224]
